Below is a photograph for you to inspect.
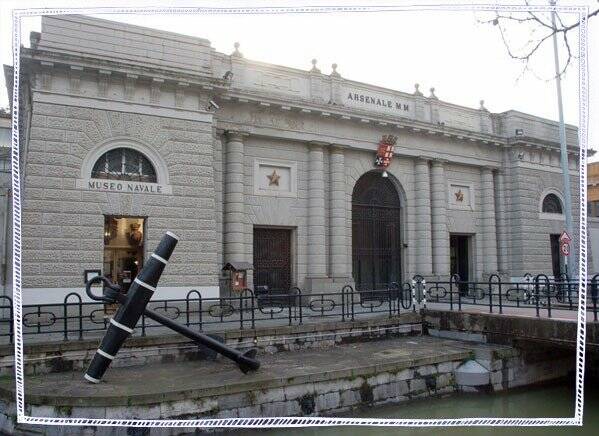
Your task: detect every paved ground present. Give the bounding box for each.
[425,302,590,321]
[0,336,486,407]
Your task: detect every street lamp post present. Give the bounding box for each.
[551,0,576,276]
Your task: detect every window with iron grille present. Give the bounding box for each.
[542,193,563,214]
[91,148,157,183]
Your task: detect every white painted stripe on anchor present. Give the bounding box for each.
[166,230,179,240]
[96,349,115,360]
[151,253,168,264]
[110,318,134,333]
[134,277,156,292]
[84,373,100,384]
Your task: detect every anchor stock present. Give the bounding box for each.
[84,232,260,383]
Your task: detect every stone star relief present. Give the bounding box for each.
[267,169,281,186]
[455,190,464,202]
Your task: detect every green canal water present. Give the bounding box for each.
[240,380,599,435]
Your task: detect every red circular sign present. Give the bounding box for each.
[560,243,570,256]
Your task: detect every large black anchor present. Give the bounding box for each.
[84,231,260,383]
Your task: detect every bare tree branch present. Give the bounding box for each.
[477,5,598,79]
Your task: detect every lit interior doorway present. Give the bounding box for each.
[103,216,145,293]
[450,234,470,294]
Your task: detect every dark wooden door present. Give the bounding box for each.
[253,228,292,292]
[352,172,402,291]
[550,234,561,277]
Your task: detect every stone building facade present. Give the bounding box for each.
[0,111,11,297]
[6,15,585,304]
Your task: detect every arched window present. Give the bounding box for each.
[91,147,157,183]
[542,193,563,214]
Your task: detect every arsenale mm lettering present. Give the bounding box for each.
[6,14,589,305]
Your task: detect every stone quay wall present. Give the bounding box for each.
[2,353,467,436]
[0,337,574,436]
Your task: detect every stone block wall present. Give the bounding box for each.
[505,161,580,277]
[22,102,218,302]
[36,15,214,77]
[243,136,310,289]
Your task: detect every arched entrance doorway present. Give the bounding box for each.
[352,172,402,291]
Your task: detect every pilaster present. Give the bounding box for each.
[495,170,509,274]
[414,156,433,276]
[307,142,327,278]
[223,130,248,265]
[431,159,449,277]
[481,166,498,276]
[330,146,348,278]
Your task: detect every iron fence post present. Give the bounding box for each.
[298,288,303,325]
[411,279,416,313]
[351,285,355,321]
[534,275,541,318]
[199,293,203,331]
[566,275,573,311]
[341,285,346,322]
[452,274,462,312]
[592,274,599,322]
[250,289,255,329]
[2,296,13,344]
[449,277,453,311]
[288,290,292,326]
[488,277,493,314]
[498,277,503,315]
[488,274,501,315]
[63,292,83,341]
[240,291,244,330]
[387,285,392,318]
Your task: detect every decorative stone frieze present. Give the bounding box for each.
[39,61,53,90]
[150,78,164,104]
[68,65,83,94]
[97,69,111,97]
[124,73,137,101]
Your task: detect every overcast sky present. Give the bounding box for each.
[0,0,597,160]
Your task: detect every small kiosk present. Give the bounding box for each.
[221,262,253,295]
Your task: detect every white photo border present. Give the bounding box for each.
[10,1,590,429]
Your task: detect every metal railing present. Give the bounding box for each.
[0,284,413,344]
[421,273,599,321]
[1,273,597,345]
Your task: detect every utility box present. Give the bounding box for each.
[222,262,253,293]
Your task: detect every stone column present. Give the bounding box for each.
[414,157,433,276]
[495,170,508,274]
[223,131,247,264]
[431,159,450,278]
[330,146,348,278]
[307,143,327,278]
[481,167,498,275]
